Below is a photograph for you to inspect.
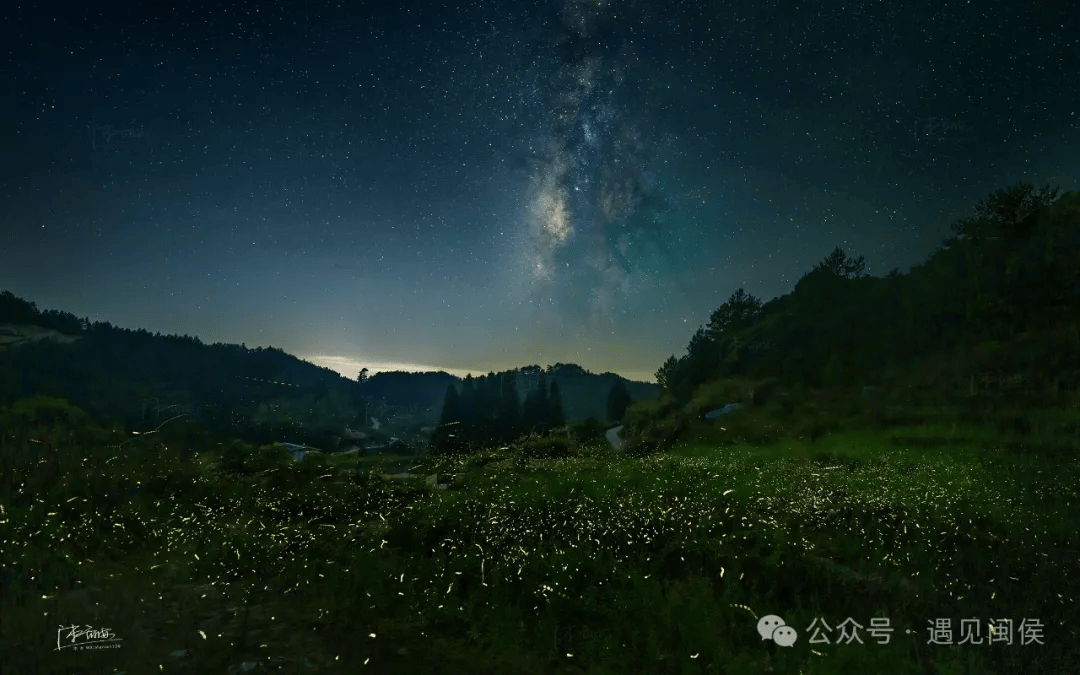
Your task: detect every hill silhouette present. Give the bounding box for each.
[0,293,658,450]
[629,182,1080,453]
[358,364,656,423]
[0,304,367,450]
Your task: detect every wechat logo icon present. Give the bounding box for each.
[757,614,799,647]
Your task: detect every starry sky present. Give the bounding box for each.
[3,0,1078,383]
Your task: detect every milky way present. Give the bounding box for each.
[4,0,1077,381]
[511,0,681,330]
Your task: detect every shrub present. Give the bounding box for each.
[629,415,689,454]
[621,436,665,458]
[216,440,293,475]
[622,393,681,434]
[569,417,606,443]
[751,378,781,406]
[431,447,509,473]
[520,436,574,460]
[154,417,214,453]
[792,410,843,443]
[0,395,110,447]
[995,408,1033,436]
[698,407,785,446]
[292,450,331,481]
[0,396,130,504]
[688,378,759,415]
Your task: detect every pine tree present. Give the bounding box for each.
[536,371,551,432]
[475,373,500,447]
[432,384,462,455]
[814,247,867,279]
[497,372,520,441]
[655,355,679,389]
[548,379,565,428]
[606,380,632,423]
[706,289,764,341]
[950,182,1061,242]
[521,371,550,435]
[459,374,477,445]
[521,390,539,434]
[484,374,501,422]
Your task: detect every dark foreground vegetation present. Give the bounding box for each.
[1,182,1079,674]
[2,392,1077,675]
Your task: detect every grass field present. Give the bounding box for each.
[2,405,1078,674]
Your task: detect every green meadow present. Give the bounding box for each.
[2,394,1078,675]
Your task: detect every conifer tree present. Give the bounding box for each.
[459,374,477,444]
[548,379,565,428]
[483,374,500,423]
[655,355,679,389]
[475,373,500,447]
[606,380,632,423]
[497,371,520,441]
[813,247,867,279]
[521,370,550,435]
[432,384,463,454]
[521,389,541,435]
[535,371,551,432]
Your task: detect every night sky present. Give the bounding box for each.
[4,0,1077,383]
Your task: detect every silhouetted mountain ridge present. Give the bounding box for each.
[358,364,659,424]
[630,183,1080,453]
[0,295,661,445]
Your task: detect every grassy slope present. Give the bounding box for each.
[2,400,1078,675]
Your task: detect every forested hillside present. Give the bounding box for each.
[0,306,367,450]
[636,182,1080,450]
[0,295,658,453]
[357,364,657,422]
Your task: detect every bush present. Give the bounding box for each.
[995,408,1033,436]
[298,425,343,452]
[569,417,606,443]
[455,448,507,470]
[215,440,293,475]
[0,397,131,504]
[154,417,215,456]
[253,450,334,492]
[628,414,689,454]
[791,410,843,443]
[622,393,681,434]
[292,450,331,481]
[520,436,574,460]
[698,407,785,447]
[688,378,759,415]
[0,395,110,447]
[751,378,781,406]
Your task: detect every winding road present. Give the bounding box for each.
[605,425,624,450]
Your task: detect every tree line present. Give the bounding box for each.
[0,314,368,448]
[431,371,565,454]
[0,291,85,335]
[655,182,1078,402]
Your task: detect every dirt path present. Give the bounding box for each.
[605,425,624,450]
